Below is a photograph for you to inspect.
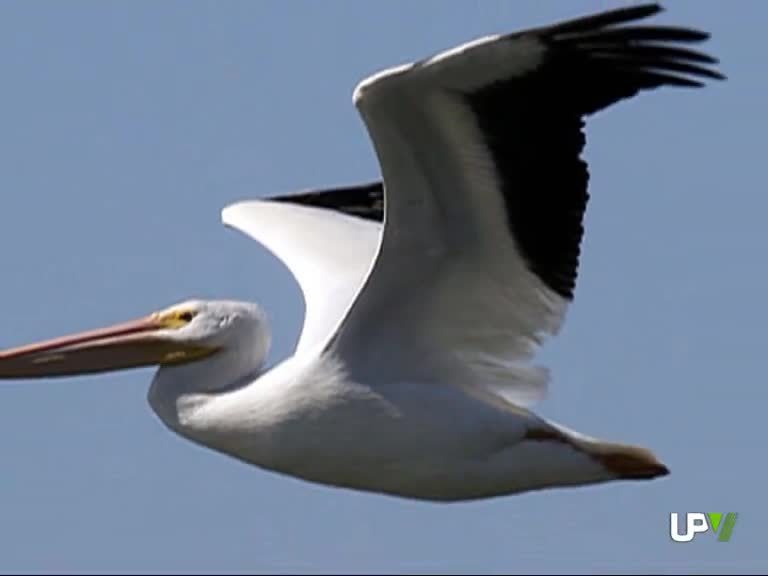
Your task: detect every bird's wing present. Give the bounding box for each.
[329,3,723,408]
[222,183,383,357]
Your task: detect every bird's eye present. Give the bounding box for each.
[178,311,195,322]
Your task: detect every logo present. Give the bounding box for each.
[669,512,738,543]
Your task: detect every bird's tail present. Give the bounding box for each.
[539,419,670,480]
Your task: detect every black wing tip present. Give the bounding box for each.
[269,181,385,222]
[270,180,382,201]
[541,4,726,91]
[546,2,665,36]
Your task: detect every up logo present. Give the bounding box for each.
[669,512,738,543]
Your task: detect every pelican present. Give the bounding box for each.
[0,4,723,502]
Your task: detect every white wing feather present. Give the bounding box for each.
[332,35,565,408]
[222,200,381,357]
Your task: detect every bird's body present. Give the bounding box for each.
[0,4,724,502]
[149,341,613,502]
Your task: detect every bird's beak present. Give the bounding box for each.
[0,314,218,379]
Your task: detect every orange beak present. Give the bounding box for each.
[0,315,216,379]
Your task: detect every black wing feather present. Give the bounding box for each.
[271,182,384,223]
[466,2,723,299]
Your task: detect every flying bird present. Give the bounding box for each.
[0,4,724,501]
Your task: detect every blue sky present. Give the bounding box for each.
[0,1,762,573]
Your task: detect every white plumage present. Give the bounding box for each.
[0,4,723,501]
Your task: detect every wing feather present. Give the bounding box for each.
[330,3,723,407]
[222,189,382,357]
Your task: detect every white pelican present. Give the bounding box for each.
[0,3,723,502]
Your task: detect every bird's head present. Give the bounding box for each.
[0,299,269,380]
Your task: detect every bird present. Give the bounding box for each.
[0,3,724,502]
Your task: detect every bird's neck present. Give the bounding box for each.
[147,336,268,435]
